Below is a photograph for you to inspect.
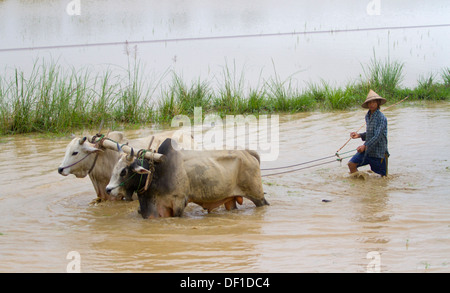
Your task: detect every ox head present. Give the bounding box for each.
[108,138,186,219]
[58,136,103,178]
[105,148,152,201]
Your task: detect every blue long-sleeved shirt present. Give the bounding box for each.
[359,109,389,159]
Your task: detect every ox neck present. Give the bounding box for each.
[88,153,100,174]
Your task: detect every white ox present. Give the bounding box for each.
[58,130,194,202]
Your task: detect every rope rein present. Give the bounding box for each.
[261,149,355,177]
[105,136,156,194]
[261,96,409,177]
[88,96,408,180]
[59,153,92,171]
[336,95,409,154]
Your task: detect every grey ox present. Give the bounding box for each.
[58,130,194,202]
[106,138,269,218]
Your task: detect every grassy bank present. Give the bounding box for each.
[0,57,449,135]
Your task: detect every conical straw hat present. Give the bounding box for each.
[362,89,386,108]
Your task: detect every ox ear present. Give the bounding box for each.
[132,165,151,175]
[83,144,104,154]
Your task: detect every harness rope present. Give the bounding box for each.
[106,137,156,194]
[336,95,409,154]
[59,134,106,173]
[261,96,409,177]
[261,149,355,177]
[59,152,93,172]
[107,171,138,191]
[88,96,408,179]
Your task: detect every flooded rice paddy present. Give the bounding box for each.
[2,0,449,90]
[0,102,449,272]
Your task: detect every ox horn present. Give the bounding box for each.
[79,137,87,145]
[116,142,124,154]
[127,148,134,162]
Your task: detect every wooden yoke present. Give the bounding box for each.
[91,135,165,163]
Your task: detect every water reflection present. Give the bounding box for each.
[78,202,268,272]
[347,175,391,246]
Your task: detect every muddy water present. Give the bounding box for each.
[1,103,449,272]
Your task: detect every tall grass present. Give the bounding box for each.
[360,55,405,97]
[0,57,449,135]
[303,81,361,110]
[212,62,247,114]
[410,72,449,100]
[442,67,450,86]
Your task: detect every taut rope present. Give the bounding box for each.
[262,96,409,177]
[336,96,409,154]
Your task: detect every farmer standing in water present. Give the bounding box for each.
[348,90,389,177]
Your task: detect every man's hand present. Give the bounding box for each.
[357,145,366,153]
[350,132,360,139]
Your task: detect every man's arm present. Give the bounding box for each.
[350,132,366,140]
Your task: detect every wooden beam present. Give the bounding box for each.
[92,136,165,162]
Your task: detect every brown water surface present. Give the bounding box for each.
[1,102,449,272]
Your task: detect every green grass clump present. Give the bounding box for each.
[361,55,405,97]
[303,81,361,111]
[408,71,450,100]
[0,57,449,136]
